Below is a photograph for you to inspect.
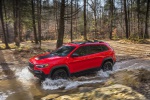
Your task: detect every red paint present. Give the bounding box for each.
[28,41,116,78]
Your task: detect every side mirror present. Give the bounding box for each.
[71,53,79,57]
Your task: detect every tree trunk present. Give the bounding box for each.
[84,0,87,40]
[37,0,42,47]
[99,0,102,34]
[75,0,78,37]
[124,0,129,39]
[70,0,73,42]
[127,0,130,37]
[94,12,97,38]
[54,0,59,36]
[3,0,9,43]
[109,0,113,39]
[0,0,9,49]
[56,0,65,48]
[144,0,149,38]
[120,0,123,38]
[130,0,133,36]
[18,0,22,42]
[13,0,20,46]
[93,0,97,39]
[31,0,38,44]
[137,0,140,38]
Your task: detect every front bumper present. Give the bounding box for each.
[28,66,47,79]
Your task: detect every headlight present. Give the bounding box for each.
[36,64,49,68]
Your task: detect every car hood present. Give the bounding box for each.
[29,53,65,65]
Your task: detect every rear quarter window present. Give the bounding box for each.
[90,45,109,54]
[101,45,109,51]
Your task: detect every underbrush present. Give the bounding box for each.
[0,43,18,50]
[13,46,50,63]
[118,38,150,44]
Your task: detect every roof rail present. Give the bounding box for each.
[94,40,98,42]
[71,40,103,45]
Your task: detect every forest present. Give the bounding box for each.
[0,0,150,100]
[0,0,150,49]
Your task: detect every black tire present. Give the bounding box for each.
[102,61,113,71]
[51,69,68,80]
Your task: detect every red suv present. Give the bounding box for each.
[28,41,116,79]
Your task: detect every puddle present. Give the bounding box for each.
[42,79,104,90]
[14,59,150,91]
[0,91,15,100]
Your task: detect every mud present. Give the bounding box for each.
[0,40,150,100]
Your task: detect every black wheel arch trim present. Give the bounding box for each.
[102,57,115,66]
[49,65,70,78]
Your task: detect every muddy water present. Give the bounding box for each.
[0,58,150,100]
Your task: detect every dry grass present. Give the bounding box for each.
[107,69,150,89]
[118,39,150,44]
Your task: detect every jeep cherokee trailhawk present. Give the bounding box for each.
[28,41,116,79]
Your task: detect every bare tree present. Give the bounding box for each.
[137,0,140,38]
[37,0,42,47]
[31,0,38,44]
[18,0,22,42]
[70,0,73,42]
[3,0,9,43]
[88,0,98,38]
[124,0,129,39]
[84,0,87,40]
[13,0,20,46]
[0,0,9,48]
[56,0,65,48]
[144,0,150,38]
[109,0,114,39]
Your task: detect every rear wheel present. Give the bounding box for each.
[51,69,68,80]
[102,61,113,71]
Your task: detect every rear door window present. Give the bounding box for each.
[73,46,89,56]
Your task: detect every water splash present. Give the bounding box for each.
[42,78,104,90]
[0,75,8,80]
[65,80,104,90]
[97,70,112,78]
[113,59,150,72]
[0,91,15,100]
[42,69,110,90]
[42,79,68,90]
[15,59,150,91]
[15,67,36,84]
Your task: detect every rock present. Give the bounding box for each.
[79,87,95,92]
[42,84,146,100]
[110,69,150,88]
[41,94,60,100]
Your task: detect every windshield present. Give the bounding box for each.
[51,46,75,56]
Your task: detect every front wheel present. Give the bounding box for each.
[51,69,68,80]
[102,61,113,71]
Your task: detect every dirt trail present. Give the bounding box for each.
[0,40,150,100]
[105,40,150,61]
